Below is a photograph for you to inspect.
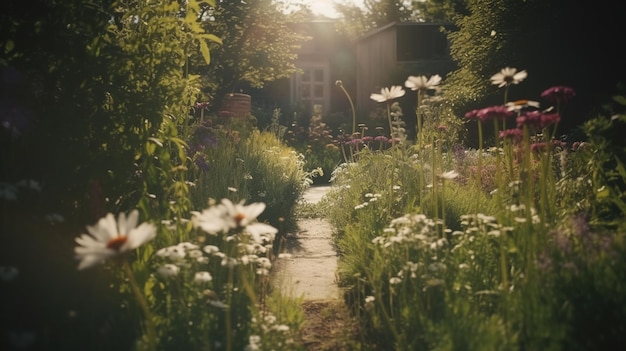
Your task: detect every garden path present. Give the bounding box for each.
[271,185,341,300]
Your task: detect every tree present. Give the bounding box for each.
[365,0,413,27]
[335,0,414,40]
[198,0,310,108]
[412,0,469,22]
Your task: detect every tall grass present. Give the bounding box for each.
[326,73,626,350]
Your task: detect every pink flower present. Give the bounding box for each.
[464,109,480,120]
[465,106,513,122]
[516,111,560,130]
[541,86,576,105]
[477,105,513,122]
[499,128,523,143]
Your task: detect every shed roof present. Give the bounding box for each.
[358,21,454,42]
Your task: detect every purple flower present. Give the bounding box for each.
[464,109,480,121]
[541,86,576,105]
[374,135,389,143]
[476,105,513,122]
[516,111,560,130]
[530,142,547,153]
[194,155,210,172]
[465,106,513,122]
[345,138,361,146]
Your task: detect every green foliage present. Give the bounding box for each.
[1,0,306,349]
[189,127,312,240]
[581,114,626,228]
[326,74,626,350]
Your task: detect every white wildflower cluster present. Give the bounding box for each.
[303,167,324,188]
[508,204,541,224]
[372,214,439,250]
[192,199,277,274]
[329,162,354,184]
[353,193,381,210]
[372,213,448,288]
[456,213,512,239]
[398,261,419,279]
[246,312,294,351]
[154,241,212,280]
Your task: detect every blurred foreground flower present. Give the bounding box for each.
[74,210,156,270]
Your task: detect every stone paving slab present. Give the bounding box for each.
[271,186,342,300]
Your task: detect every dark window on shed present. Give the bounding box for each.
[397,25,449,62]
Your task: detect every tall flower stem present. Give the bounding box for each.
[475,120,484,212]
[337,81,357,135]
[415,90,423,149]
[431,141,439,230]
[123,260,157,351]
[226,265,234,351]
[386,102,394,144]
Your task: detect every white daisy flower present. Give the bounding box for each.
[505,99,540,111]
[74,210,156,270]
[370,85,406,102]
[490,67,527,87]
[405,74,442,91]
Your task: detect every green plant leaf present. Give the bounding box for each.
[199,39,211,65]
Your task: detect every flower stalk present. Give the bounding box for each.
[123,260,157,351]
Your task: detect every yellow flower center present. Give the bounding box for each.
[107,235,128,251]
[512,99,529,106]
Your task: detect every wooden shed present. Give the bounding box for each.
[355,22,457,114]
